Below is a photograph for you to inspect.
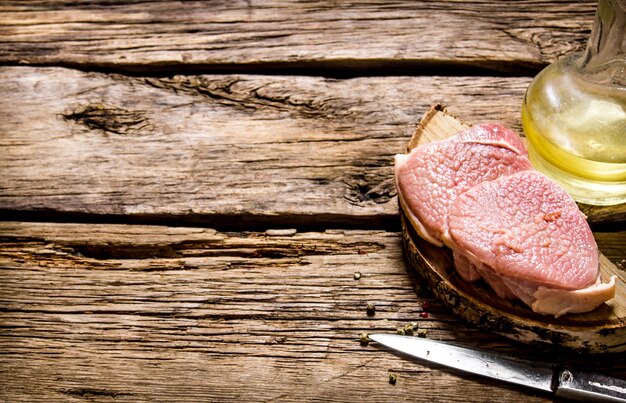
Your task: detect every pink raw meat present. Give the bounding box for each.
[395,123,616,316]
[449,170,598,290]
[395,123,532,247]
[448,170,614,316]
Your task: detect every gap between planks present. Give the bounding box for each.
[0,59,542,80]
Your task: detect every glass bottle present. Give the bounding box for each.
[521,0,626,205]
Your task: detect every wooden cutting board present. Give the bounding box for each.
[400,105,626,353]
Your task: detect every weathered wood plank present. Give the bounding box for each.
[0,66,540,228]
[0,222,624,401]
[0,1,595,74]
[2,67,621,227]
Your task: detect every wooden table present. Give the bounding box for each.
[1,1,624,401]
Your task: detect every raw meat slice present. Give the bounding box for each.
[449,170,597,289]
[448,170,616,317]
[395,123,532,247]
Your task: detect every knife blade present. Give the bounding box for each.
[369,334,626,402]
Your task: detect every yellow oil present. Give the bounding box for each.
[522,54,626,205]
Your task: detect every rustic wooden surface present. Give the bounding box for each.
[0,67,534,228]
[0,68,621,227]
[0,1,594,74]
[1,222,624,402]
[1,1,624,402]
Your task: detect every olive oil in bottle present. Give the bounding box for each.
[521,0,626,205]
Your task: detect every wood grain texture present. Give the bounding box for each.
[0,1,595,74]
[0,66,537,229]
[2,66,620,227]
[2,2,622,401]
[1,221,624,401]
[399,106,626,352]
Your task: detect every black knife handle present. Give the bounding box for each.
[554,369,626,402]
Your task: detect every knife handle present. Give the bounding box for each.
[554,369,626,402]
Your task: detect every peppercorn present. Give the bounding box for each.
[353,271,362,280]
[403,323,417,336]
[366,303,376,316]
[389,373,397,385]
[359,332,370,345]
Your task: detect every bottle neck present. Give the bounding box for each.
[579,0,626,86]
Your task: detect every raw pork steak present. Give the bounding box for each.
[448,170,615,317]
[395,123,532,247]
[395,123,616,316]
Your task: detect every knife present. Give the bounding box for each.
[369,334,626,402]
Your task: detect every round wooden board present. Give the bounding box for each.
[400,105,626,353]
